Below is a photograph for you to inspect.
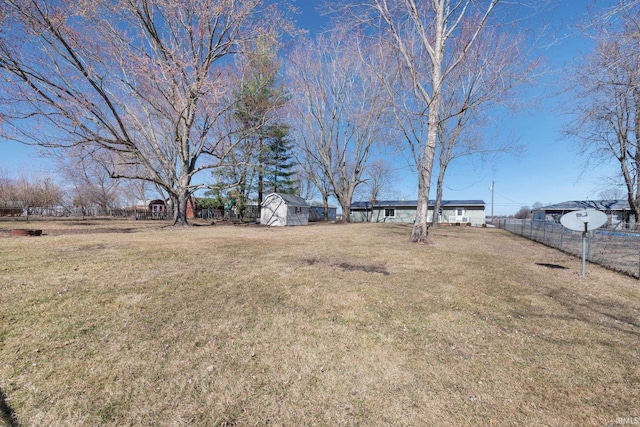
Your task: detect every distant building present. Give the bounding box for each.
[350,199,486,226]
[128,197,204,219]
[148,199,167,217]
[531,200,634,228]
[306,199,338,222]
[128,199,168,219]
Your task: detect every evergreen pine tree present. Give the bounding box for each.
[212,37,288,218]
[264,125,298,195]
[231,37,287,208]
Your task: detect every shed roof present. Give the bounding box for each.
[134,199,167,208]
[351,199,485,209]
[532,200,630,212]
[263,192,309,207]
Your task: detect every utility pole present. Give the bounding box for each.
[491,181,495,222]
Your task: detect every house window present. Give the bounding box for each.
[384,208,395,218]
[456,208,464,216]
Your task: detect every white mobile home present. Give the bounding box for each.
[261,193,310,226]
[350,199,486,226]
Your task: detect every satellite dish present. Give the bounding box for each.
[559,209,608,277]
[560,209,608,232]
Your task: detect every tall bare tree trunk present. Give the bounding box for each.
[630,86,640,226]
[258,138,265,207]
[411,5,444,243]
[173,173,191,225]
[323,194,329,221]
[174,191,189,226]
[358,0,498,242]
[433,165,446,227]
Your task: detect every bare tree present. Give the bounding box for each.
[0,0,292,225]
[0,169,23,217]
[514,205,530,219]
[566,1,640,222]
[6,172,64,219]
[0,168,11,207]
[598,187,626,200]
[432,24,534,226]
[292,165,318,201]
[58,147,123,215]
[120,179,151,212]
[347,0,499,241]
[286,28,391,221]
[296,155,333,220]
[356,158,398,203]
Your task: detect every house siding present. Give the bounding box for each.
[371,207,416,223]
[349,200,486,226]
[438,207,485,226]
[350,210,369,222]
[286,207,310,226]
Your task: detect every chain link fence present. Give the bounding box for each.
[495,218,640,279]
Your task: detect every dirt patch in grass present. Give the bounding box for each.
[336,262,390,275]
[0,218,170,236]
[304,257,390,275]
[0,221,638,425]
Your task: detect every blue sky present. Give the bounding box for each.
[289,0,622,215]
[0,0,624,215]
[386,0,625,215]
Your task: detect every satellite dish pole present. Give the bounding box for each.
[560,209,608,277]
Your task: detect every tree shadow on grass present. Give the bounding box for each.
[304,257,390,275]
[535,262,569,270]
[0,387,19,427]
[510,286,640,344]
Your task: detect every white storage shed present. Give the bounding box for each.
[260,193,310,226]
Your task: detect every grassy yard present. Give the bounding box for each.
[0,220,638,426]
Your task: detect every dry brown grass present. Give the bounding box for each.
[0,220,638,426]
